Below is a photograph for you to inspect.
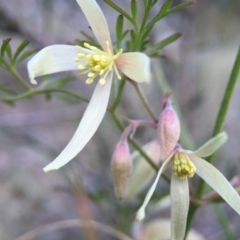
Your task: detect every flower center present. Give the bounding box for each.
[73,41,123,85]
[172,152,196,180]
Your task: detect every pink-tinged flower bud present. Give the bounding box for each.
[158,97,180,160]
[111,141,132,200]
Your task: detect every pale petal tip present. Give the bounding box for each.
[219,131,228,141]
[43,164,58,173]
[136,208,145,221]
[30,78,37,85]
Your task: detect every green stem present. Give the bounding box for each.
[186,45,240,235]
[0,88,89,103]
[130,81,158,122]
[213,204,236,240]
[8,65,32,91]
[111,78,126,111]
[111,111,170,184]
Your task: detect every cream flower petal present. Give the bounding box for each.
[193,132,228,158]
[137,218,205,240]
[136,154,173,221]
[125,140,161,199]
[171,175,189,240]
[43,72,113,172]
[115,52,151,83]
[191,155,240,215]
[27,45,93,84]
[76,0,112,51]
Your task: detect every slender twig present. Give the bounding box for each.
[185,45,240,237]
[111,78,126,111]
[15,219,133,240]
[0,88,89,103]
[213,205,236,240]
[7,65,32,91]
[111,111,170,184]
[129,80,158,122]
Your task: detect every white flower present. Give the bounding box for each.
[27,0,150,172]
[136,132,240,240]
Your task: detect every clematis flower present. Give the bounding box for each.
[136,104,240,240]
[134,218,205,240]
[27,0,150,172]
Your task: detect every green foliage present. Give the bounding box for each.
[1,38,11,58]
[145,33,182,56]
[0,39,36,68]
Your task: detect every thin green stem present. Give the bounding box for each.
[111,111,170,184]
[111,78,126,111]
[130,80,158,122]
[213,204,236,240]
[186,45,240,236]
[0,88,89,103]
[8,65,32,91]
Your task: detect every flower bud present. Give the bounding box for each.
[111,141,132,200]
[158,98,180,160]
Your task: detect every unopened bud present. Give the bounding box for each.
[158,98,180,160]
[111,141,132,200]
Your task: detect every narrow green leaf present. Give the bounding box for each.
[5,44,13,63]
[145,33,181,55]
[131,0,138,22]
[126,41,131,52]
[130,30,136,43]
[143,0,148,9]
[42,76,74,88]
[159,0,173,15]
[142,1,191,42]
[122,30,129,41]
[116,15,124,48]
[13,40,30,61]
[0,83,16,95]
[80,31,95,43]
[1,38,11,57]
[16,49,37,65]
[168,1,193,14]
[104,0,132,23]
[152,0,158,6]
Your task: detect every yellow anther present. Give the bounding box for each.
[74,42,123,86]
[99,70,104,75]
[94,65,101,72]
[86,78,94,84]
[93,55,101,61]
[89,46,97,50]
[78,65,86,70]
[88,72,95,78]
[78,53,85,59]
[99,78,106,85]
[84,43,91,48]
[101,56,107,61]
[99,76,107,85]
[172,152,196,180]
[86,54,93,60]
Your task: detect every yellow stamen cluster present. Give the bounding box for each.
[73,41,122,85]
[172,152,196,180]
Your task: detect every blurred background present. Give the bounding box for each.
[0,0,240,239]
